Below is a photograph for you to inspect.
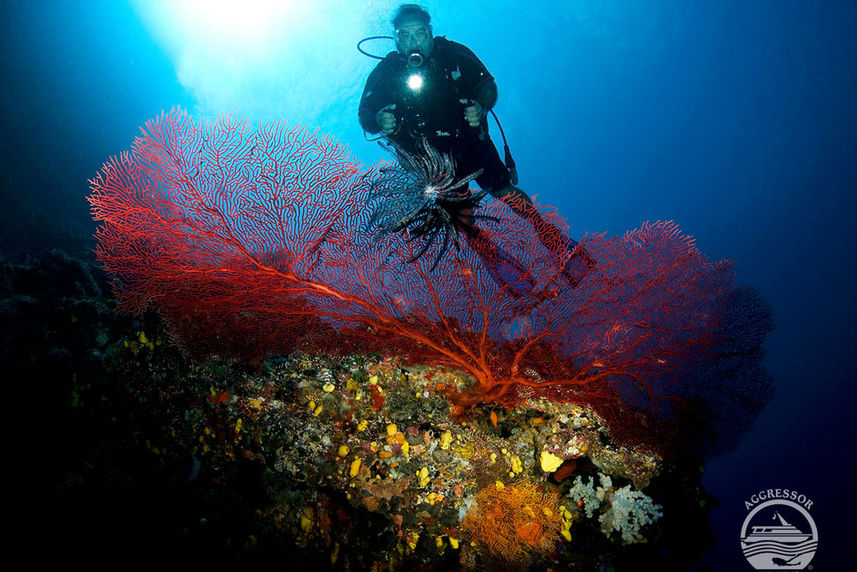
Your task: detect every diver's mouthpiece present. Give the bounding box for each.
[407,50,424,67]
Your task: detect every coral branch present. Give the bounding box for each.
[88,110,770,453]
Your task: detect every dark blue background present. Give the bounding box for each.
[2,1,854,568]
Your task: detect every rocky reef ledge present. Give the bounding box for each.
[2,249,714,569]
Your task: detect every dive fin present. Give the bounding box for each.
[465,232,535,297]
[560,242,597,289]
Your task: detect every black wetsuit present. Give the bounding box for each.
[358,37,511,192]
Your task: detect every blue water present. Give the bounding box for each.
[2,1,854,568]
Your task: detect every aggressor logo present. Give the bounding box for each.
[740,489,818,570]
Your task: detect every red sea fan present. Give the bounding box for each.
[89,109,768,452]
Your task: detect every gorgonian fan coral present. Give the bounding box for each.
[88,109,772,453]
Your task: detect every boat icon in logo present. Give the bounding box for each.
[744,511,812,544]
[741,500,818,570]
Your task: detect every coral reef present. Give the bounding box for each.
[2,250,717,568]
[69,109,775,567]
[87,110,773,455]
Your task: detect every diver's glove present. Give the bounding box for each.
[376,104,398,135]
[460,99,483,127]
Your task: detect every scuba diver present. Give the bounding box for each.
[359,4,595,293]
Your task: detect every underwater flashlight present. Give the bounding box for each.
[407,73,424,92]
[407,50,424,67]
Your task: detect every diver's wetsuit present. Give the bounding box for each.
[359,37,511,193]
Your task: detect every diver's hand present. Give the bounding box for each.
[461,99,483,127]
[376,104,397,135]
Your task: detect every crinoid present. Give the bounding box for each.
[367,138,496,269]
